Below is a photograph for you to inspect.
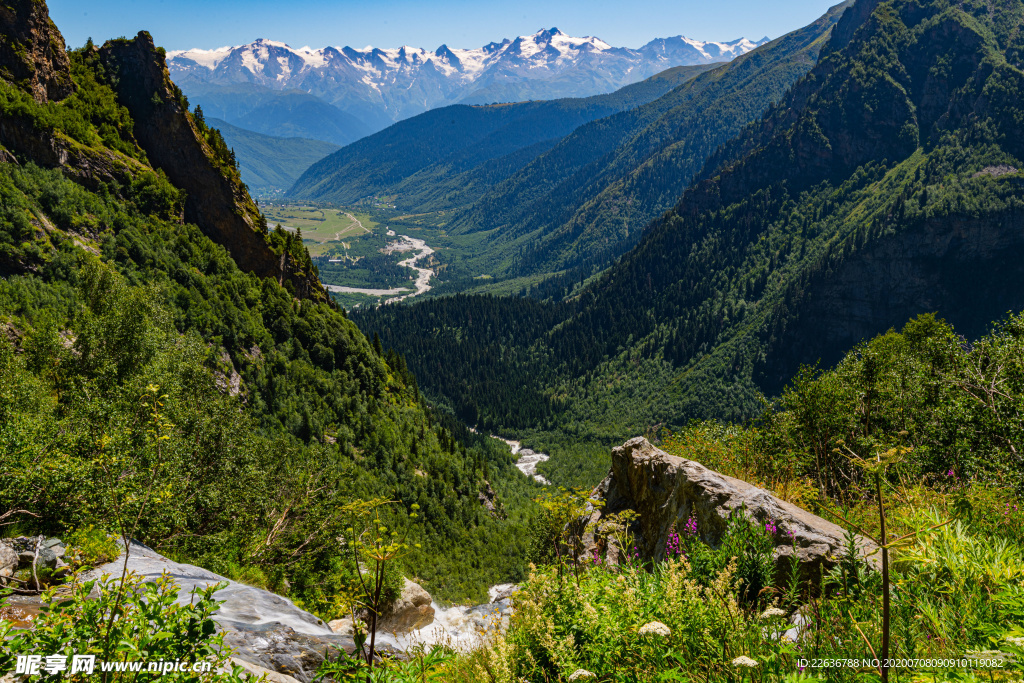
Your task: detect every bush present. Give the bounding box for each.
[64,525,120,568]
[442,506,1024,682]
[0,571,245,682]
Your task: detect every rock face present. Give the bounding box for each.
[0,0,148,197]
[0,0,74,103]
[0,541,18,583]
[97,32,323,302]
[588,437,879,585]
[376,578,435,634]
[88,541,332,635]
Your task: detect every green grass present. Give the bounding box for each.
[262,204,376,242]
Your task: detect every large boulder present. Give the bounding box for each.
[375,578,435,634]
[0,542,18,584]
[587,437,879,586]
[86,542,333,636]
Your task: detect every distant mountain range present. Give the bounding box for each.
[288,8,843,277]
[167,29,768,133]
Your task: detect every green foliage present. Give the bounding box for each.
[352,295,567,433]
[0,572,244,682]
[444,1,850,280]
[63,526,120,568]
[0,45,145,162]
[528,488,601,572]
[0,77,535,608]
[317,644,455,683]
[355,0,1024,477]
[443,506,1024,682]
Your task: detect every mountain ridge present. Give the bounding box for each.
[167,28,768,131]
[287,63,716,206]
[207,117,340,194]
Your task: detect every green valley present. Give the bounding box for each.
[0,3,537,609]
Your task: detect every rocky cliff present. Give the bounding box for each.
[0,0,73,103]
[0,4,325,300]
[99,32,325,301]
[588,438,878,586]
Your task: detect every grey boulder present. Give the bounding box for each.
[84,541,364,682]
[0,542,17,583]
[87,541,333,636]
[587,437,879,587]
[376,578,435,634]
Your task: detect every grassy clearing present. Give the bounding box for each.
[262,203,377,243]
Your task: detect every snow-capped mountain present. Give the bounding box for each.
[168,29,768,132]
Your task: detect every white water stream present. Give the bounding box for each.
[383,236,434,304]
[374,596,514,652]
[487,435,551,485]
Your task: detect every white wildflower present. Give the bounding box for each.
[638,621,672,637]
[732,656,759,668]
[567,670,597,681]
[760,607,787,620]
[1006,635,1024,648]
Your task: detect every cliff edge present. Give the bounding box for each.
[0,0,73,103]
[99,32,325,301]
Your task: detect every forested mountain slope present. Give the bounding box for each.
[209,117,340,195]
[551,0,1024,428]
[0,0,533,607]
[445,0,854,278]
[286,64,715,207]
[355,0,1024,452]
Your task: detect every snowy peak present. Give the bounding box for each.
[505,27,611,60]
[168,28,763,83]
[167,29,768,130]
[638,35,770,63]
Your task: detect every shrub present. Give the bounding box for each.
[0,571,245,682]
[64,525,120,568]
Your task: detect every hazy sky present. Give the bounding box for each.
[50,0,841,52]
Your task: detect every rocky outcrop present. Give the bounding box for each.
[328,578,434,636]
[477,480,505,519]
[0,540,18,584]
[0,0,74,103]
[0,536,70,588]
[588,437,879,586]
[0,115,151,189]
[376,578,435,634]
[97,32,325,302]
[0,0,146,193]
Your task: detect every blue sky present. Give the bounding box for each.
[50,0,840,52]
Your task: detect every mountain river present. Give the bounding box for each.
[322,234,434,302]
